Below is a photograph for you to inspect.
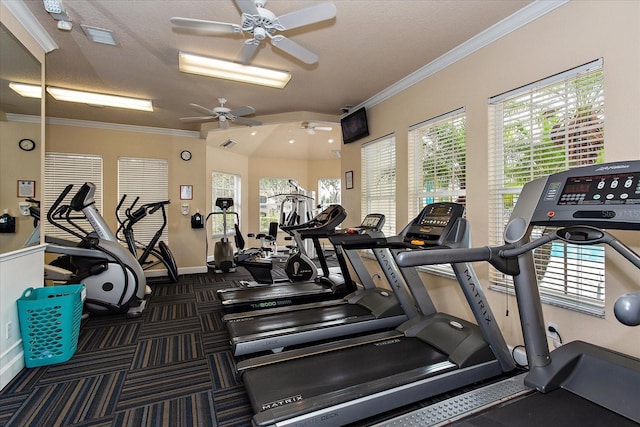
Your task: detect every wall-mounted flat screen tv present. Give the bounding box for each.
[340,107,369,144]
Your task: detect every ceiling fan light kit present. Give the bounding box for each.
[178,52,291,88]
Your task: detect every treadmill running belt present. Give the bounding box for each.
[243,337,450,415]
[220,281,331,302]
[228,304,372,337]
[452,388,638,427]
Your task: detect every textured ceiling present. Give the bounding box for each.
[5,0,533,159]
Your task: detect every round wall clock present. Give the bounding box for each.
[180,150,192,161]
[19,138,36,152]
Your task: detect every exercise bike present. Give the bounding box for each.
[45,183,148,318]
[116,195,179,283]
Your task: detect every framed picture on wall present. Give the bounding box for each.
[345,171,354,190]
[180,185,193,200]
[17,180,35,198]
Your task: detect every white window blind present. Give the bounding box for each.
[118,157,169,246]
[408,108,466,278]
[488,59,605,316]
[211,171,241,237]
[44,152,103,240]
[361,134,396,236]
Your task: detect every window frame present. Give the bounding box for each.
[487,59,606,317]
[117,157,170,246]
[361,134,396,237]
[44,152,103,240]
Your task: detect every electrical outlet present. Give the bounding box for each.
[6,321,12,340]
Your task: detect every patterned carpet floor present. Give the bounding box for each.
[0,270,255,427]
[0,260,519,427]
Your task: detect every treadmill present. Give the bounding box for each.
[384,160,640,426]
[224,214,410,356]
[237,202,516,426]
[217,204,350,313]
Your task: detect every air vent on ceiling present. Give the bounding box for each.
[221,140,237,149]
[81,25,118,46]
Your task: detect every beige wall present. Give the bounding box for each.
[0,121,41,253]
[340,1,640,357]
[45,125,341,270]
[45,123,207,271]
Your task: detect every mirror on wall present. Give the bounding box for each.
[0,23,43,254]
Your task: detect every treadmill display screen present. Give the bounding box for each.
[419,204,453,226]
[557,171,640,205]
[361,215,383,228]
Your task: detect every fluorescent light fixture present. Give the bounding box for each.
[46,86,153,111]
[179,52,291,88]
[11,82,153,112]
[9,82,42,98]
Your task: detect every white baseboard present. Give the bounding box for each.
[0,340,25,391]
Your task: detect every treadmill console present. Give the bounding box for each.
[284,204,347,237]
[529,160,640,229]
[346,213,386,234]
[404,202,465,247]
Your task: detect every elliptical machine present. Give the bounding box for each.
[46,183,148,318]
[205,198,239,273]
[116,195,179,283]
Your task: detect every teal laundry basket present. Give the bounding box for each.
[17,284,86,368]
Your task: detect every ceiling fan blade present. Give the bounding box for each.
[270,35,318,65]
[180,116,216,122]
[235,0,260,15]
[233,117,262,126]
[316,126,333,131]
[276,3,337,30]
[170,17,241,35]
[236,40,260,65]
[228,105,256,117]
[189,103,215,115]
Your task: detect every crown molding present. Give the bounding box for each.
[6,113,201,138]
[353,0,569,114]
[1,0,57,53]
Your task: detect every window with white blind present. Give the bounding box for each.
[211,171,241,237]
[408,108,466,278]
[118,157,169,246]
[361,134,396,237]
[318,178,341,211]
[44,152,103,240]
[488,59,605,316]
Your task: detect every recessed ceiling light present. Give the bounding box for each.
[288,139,295,144]
[81,25,118,46]
[328,138,334,143]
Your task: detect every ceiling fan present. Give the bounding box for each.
[170,0,337,65]
[180,97,262,129]
[301,121,333,135]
